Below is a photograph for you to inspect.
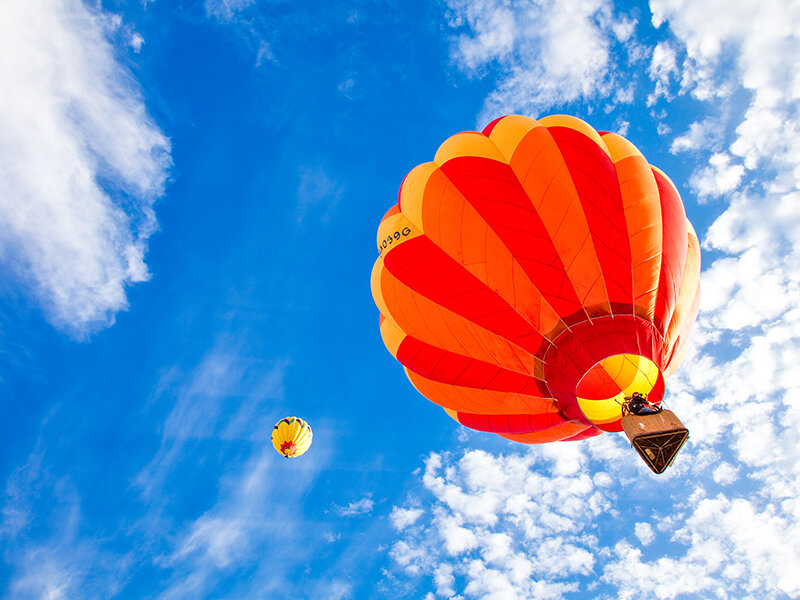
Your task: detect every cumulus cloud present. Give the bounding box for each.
[670,119,725,154]
[634,522,655,546]
[603,491,800,599]
[0,0,170,335]
[647,41,679,105]
[689,153,745,201]
[390,506,424,531]
[652,0,800,175]
[651,0,800,466]
[443,0,635,123]
[385,449,614,597]
[711,463,739,486]
[433,563,456,597]
[387,431,800,598]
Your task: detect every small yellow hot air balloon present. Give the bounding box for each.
[271,417,313,458]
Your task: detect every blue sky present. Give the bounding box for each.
[1,0,799,598]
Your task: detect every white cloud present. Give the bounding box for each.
[255,41,275,67]
[711,463,739,485]
[613,87,635,105]
[670,119,725,153]
[614,119,630,136]
[651,0,799,96]
[610,15,637,43]
[652,0,800,157]
[390,506,424,531]
[308,580,353,600]
[337,75,357,100]
[391,539,432,576]
[129,32,145,52]
[689,153,745,201]
[439,512,479,555]
[647,41,679,105]
[387,431,800,598]
[634,522,655,546]
[601,541,722,600]
[443,0,629,123]
[0,0,170,335]
[433,563,456,597]
[335,494,375,517]
[323,531,341,543]
[171,515,248,569]
[386,449,613,597]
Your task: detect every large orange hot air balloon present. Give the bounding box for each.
[371,115,700,463]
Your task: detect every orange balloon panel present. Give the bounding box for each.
[372,115,701,444]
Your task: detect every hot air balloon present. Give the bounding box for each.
[272,417,313,458]
[371,115,700,473]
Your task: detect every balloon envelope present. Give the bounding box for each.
[371,115,700,443]
[272,417,313,458]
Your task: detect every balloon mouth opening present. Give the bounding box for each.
[280,441,298,457]
[575,354,664,431]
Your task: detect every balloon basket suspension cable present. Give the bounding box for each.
[620,393,689,474]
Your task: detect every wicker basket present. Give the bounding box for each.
[621,410,689,474]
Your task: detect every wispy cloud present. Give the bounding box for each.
[204,0,254,22]
[295,165,343,225]
[156,449,317,599]
[1,338,321,599]
[0,0,170,335]
[200,0,277,68]
[135,342,287,499]
[0,444,131,600]
[334,493,375,517]
[153,423,334,599]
